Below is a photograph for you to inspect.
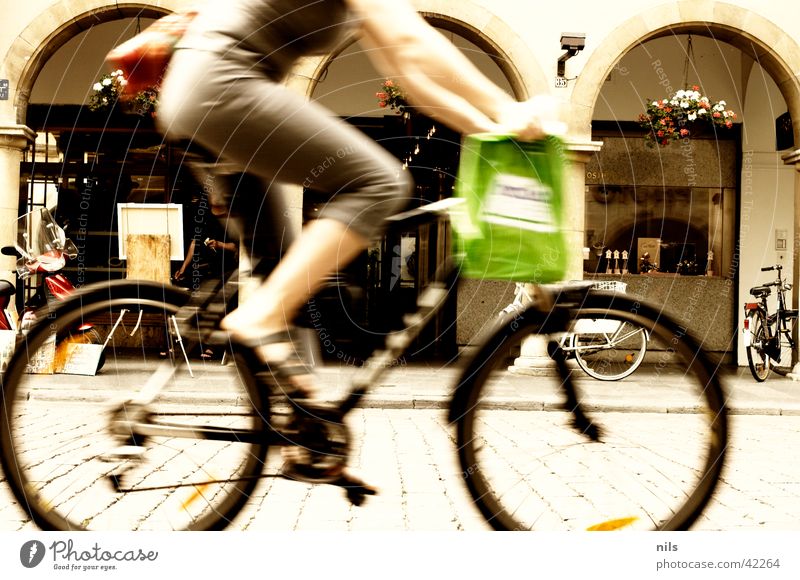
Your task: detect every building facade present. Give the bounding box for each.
[3,0,800,364]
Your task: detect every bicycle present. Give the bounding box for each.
[0,196,728,532]
[743,264,798,381]
[501,281,649,380]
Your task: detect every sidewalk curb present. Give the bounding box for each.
[24,390,800,416]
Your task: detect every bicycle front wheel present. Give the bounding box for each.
[454,291,727,531]
[746,313,770,381]
[571,318,647,380]
[0,281,268,531]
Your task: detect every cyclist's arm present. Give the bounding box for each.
[346,0,546,139]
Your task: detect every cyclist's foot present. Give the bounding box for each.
[281,447,379,505]
[222,326,320,400]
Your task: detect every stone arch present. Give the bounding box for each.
[291,2,546,101]
[4,1,186,123]
[7,1,547,121]
[571,1,800,143]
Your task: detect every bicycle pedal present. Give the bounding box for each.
[334,475,379,507]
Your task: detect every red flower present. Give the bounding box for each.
[725,121,733,128]
[384,79,394,87]
[692,85,700,91]
[680,128,689,136]
[713,111,721,118]
[378,101,386,108]
[376,92,388,99]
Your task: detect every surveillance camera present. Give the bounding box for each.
[560,33,586,52]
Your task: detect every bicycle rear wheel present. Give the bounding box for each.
[453,291,727,531]
[746,313,770,381]
[0,281,268,531]
[571,318,647,380]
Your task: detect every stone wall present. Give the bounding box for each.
[457,274,736,358]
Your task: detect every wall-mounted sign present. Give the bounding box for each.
[0,80,9,101]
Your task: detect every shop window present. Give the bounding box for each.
[585,127,738,277]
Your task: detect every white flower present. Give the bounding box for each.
[116,69,123,76]
[681,100,690,108]
[93,82,103,91]
[719,100,726,107]
[670,99,678,106]
[652,101,659,107]
[102,78,112,86]
[119,78,128,86]
[691,91,701,100]
[697,108,706,115]
[688,112,697,121]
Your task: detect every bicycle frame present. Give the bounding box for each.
[109,198,597,451]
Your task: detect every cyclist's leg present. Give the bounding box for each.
[158,50,407,490]
[158,50,413,342]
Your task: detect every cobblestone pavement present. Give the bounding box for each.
[2,407,799,531]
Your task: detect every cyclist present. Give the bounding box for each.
[156,0,551,487]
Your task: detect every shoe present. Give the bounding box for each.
[279,401,349,484]
[228,328,317,396]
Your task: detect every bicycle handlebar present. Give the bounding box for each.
[761,264,783,272]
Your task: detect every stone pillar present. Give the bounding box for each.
[781,148,800,375]
[0,125,35,284]
[512,138,602,374]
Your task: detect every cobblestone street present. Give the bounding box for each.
[2,406,799,531]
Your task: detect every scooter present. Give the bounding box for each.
[1,207,106,372]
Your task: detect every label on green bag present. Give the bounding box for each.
[482,173,557,232]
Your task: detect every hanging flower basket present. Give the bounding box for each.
[376,79,409,114]
[88,70,158,117]
[639,86,737,146]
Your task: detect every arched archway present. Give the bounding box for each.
[571,1,800,365]
[571,2,800,143]
[6,1,181,123]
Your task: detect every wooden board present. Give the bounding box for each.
[126,234,171,282]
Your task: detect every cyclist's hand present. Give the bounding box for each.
[496,96,566,140]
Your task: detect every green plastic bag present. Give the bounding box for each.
[450,134,568,283]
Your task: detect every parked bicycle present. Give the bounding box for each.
[743,264,798,381]
[501,281,649,380]
[0,197,728,532]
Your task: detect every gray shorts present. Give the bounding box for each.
[157,48,413,242]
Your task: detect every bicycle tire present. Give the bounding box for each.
[0,280,269,531]
[453,291,727,531]
[770,312,797,376]
[746,313,770,381]
[571,318,647,381]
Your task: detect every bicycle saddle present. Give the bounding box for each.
[749,285,771,298]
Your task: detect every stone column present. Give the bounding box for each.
[0,125,35,284]
[781,148,800,375]
[511,138,602,374]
